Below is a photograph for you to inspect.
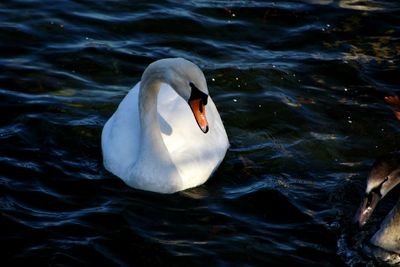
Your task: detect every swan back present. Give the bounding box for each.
[370,201,400,254]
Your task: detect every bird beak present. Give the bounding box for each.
[355,191,381,227]
[189,98,209,133]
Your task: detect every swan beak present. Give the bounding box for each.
[355,191,381,227]
[189,99,209,133]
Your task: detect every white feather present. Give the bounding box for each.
[101,58,229,193]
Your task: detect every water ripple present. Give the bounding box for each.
[1,0,399,266]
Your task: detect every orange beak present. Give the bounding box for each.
[189,98,209,133]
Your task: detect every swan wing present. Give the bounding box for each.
[102,83,141,180]
[158,83,229,189]
[102,82,229,191]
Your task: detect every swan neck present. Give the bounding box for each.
[139,78,161,142]
[138,71,171,165]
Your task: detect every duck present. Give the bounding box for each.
[101,58,229,194]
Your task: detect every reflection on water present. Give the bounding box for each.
[308,0,387,11]
[339,0,385,11]
[1,0,399,266]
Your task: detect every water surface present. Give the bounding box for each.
[1,0,400,266]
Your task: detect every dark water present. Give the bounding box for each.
[1,0,400,266]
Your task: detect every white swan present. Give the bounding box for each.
[101,58,229,193]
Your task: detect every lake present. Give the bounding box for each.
[1,0,399,266]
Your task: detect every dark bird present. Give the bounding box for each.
[355,152,400,261]
[354,95,400,259]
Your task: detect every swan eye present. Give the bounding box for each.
[370,176,389,197]
[189,82,208,105]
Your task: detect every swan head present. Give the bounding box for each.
[148,58,210,133]
[355,152,400,226]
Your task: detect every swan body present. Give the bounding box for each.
[101,58,229,193]
[355,152,400,262]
